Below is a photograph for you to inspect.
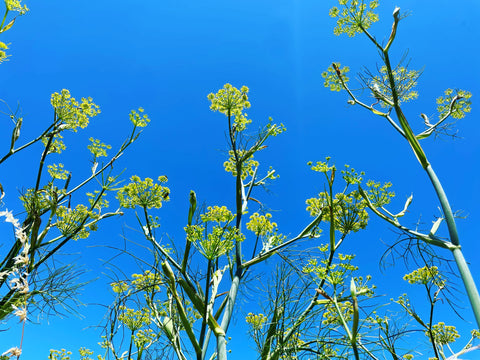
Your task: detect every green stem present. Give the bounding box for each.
[34,134,54,192]
[383,14,480,328]
[426,285,440,360]
[242,212,323,268]
[127,330,135,360]
[424,165,480,328]
[198,260,212,356]
[451,248,480,327]
[424,166,459,246]
[0,9,8,30]
[216,269,241,360]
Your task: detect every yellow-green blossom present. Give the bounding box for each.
[129,107,150,127]
[5,0,29,14]
[200,206,234,224]
[50,89,100,131]
[48,349,72,360]
[436,88,472,119]
[55,204,91,240]
[0,42,9,63]
[197,226,237,260]
[224,150,259,180]
[117,175,169,209]
[78,348,94,360]
[365,180,395,207]
[428,322,460,345]
[134,329,156,351]
[42,133,67,154]
[132,270,162,292]
[308,157,335,174]
[118,306,151,331]
[246,312,267,330]
[306,190,368,233]
[329,0,379,37]
[111,280,129,294]
[87,138,111,158]
[403,266,445,287]
[246,212,277,236]
[322,63,349,91]
[47,163,69,180]
[370,66,420,107]
[322,301,353,325]
[207,83,250,116]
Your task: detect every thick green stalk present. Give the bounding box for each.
[378,17,480,328]
[424,165,480,328]
[216,269,241,360]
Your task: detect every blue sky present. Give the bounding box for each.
[1,0,480,358]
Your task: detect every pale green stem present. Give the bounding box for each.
[424,165,480,328]
[267,293,319,360]
[332,298,359,360]
[371,12,480,327]
[216,269,241,360]
[242,212,323,268]
[0,9,8,29]
[201,327,213,360]
[332,63,405,139]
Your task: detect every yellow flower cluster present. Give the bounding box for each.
[322,63,350,91]
[322,301,353,325]
[5,0,29,14]
[207,83,250,116]
[132,270,162,292]
[308,157,335,174]
[47,163,70,180]
[51,89,100,131]
[436,88,472,120]
[111,280,129,294]
[429,322,460,345]
[129,107,150,127]
[200,206,234,224]
[87,138,111,159]
[117,175,170,209]
[246,212,277,236]
[223,150,259,180]
[198,226,236,260]
[118,306,151,332]
[306,190,368,233]
[403,266,444,287]
[0,42,9,63]
[370,66,420,107]
[329,0,379,37]
[55,204,91,240]
[245,312,267,330]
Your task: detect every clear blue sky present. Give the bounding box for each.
[1,0,480,358]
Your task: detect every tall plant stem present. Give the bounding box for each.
[216,269,242,360]
[425,165,480,328]
[378,18,480,328]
